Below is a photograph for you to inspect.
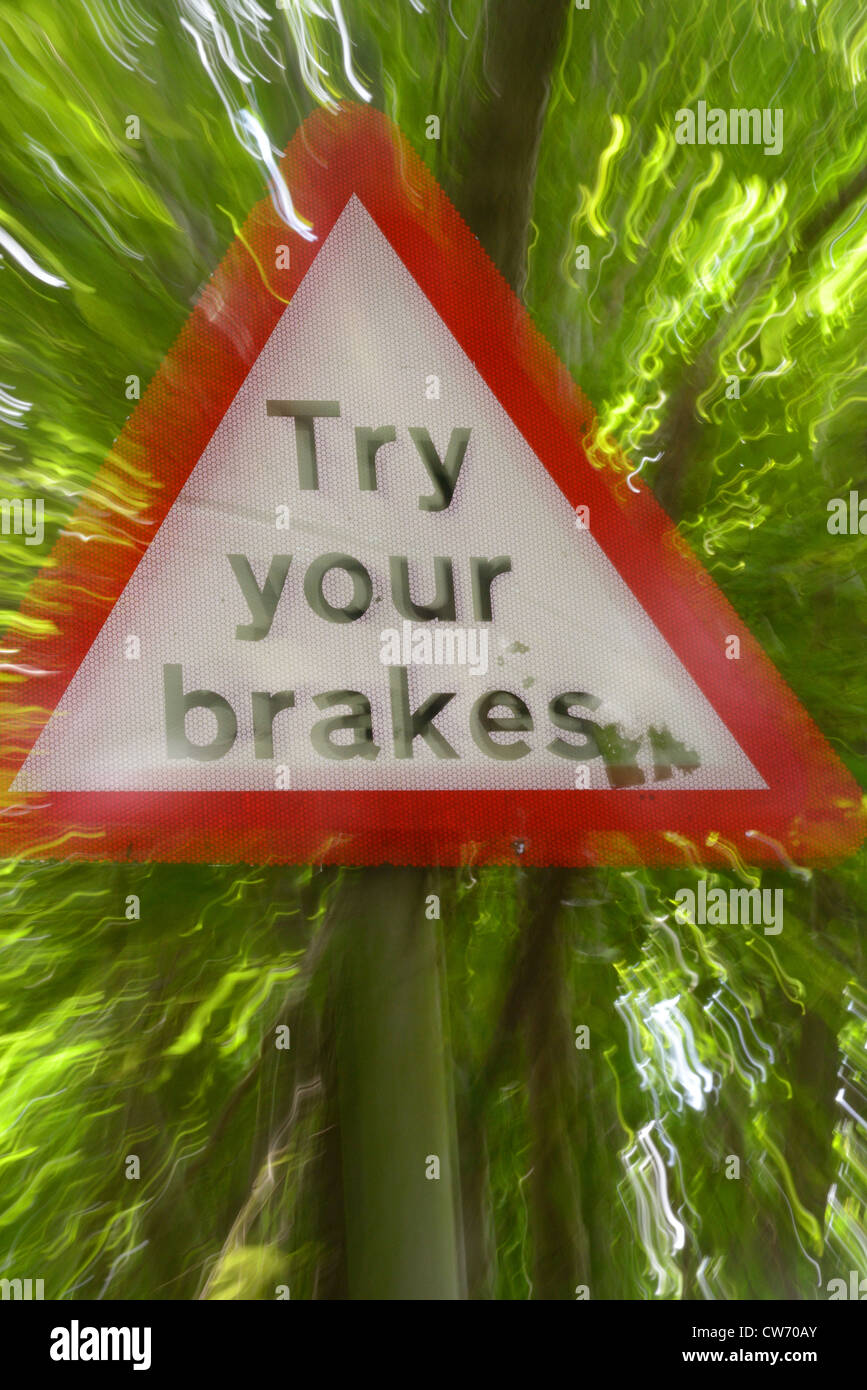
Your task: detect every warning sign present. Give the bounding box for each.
[1,105,862,866]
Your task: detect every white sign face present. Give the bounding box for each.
[13,196,764,794]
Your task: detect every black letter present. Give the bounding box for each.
[471,556,512,622]
[266,400,340,490]
[390,556,456,621]
[355,425,396,491]
[164,664,237,761]
[471,690,533,760]
[304,552,373,623]
[409,426,470,510]
[251,690,295,758]
[311,691,379,760]
[389,666,457,759]
[228,554,292,640]
[547,692,601,761]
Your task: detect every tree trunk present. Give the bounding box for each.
[443,0,572,296]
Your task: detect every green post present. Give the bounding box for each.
[332,868,464,1299]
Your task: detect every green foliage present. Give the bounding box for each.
[0,0,865,1299]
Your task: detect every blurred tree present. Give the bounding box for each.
[0,0,865,1305]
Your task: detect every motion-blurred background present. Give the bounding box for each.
[1,0,865,1299]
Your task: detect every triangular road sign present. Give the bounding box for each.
[1,105,863,866]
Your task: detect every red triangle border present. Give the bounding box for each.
[1,103,863,866]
